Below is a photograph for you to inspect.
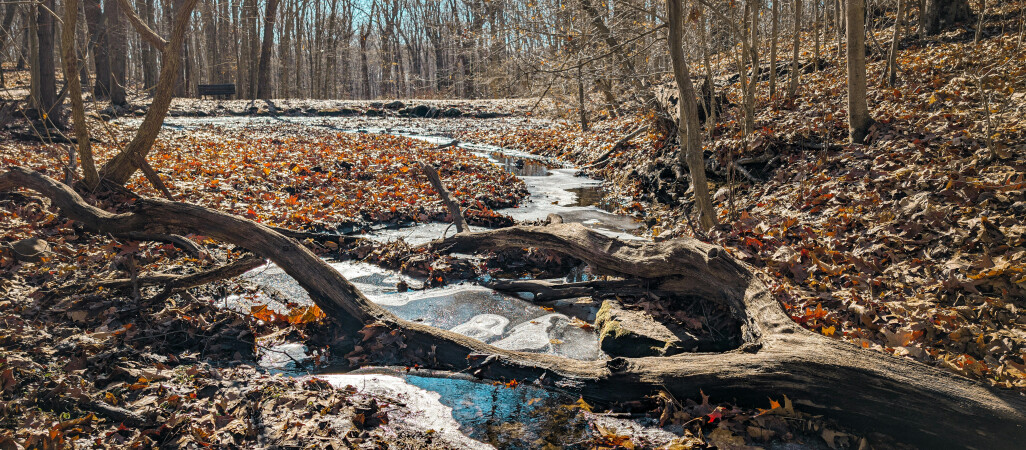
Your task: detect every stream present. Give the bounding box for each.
[138,116,677,448]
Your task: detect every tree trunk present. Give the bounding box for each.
[34,0,59,125]
[105,0,128,106]
[667,0,717,231]
[886,0,905,86]
[922,0,973,35]
[0,2,17,87]
[4,167,1026,450]
[699,8,716,136]
[84,0,112,99]
[577,65,589,132]
[770,0,779,98]
[256,0,281,99]
[742,0,760,134]
[61,0,100,188]
[97,0,200,185]
[579,0,661,112]
[787,0,803,98]
[814,0,821,66]
[139,0,158,90]
[846,0,874,143]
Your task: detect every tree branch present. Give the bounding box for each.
[116,0,166,52]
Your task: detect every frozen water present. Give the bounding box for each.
[449,314,509,342]
[241,260,602,360]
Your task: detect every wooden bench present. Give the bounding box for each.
[197,84,236,99]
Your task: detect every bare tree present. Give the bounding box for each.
[106,0,128,105]
[33,0,59,126]
[97,0,201,184]
[0,2,18,87]
[257,0,282,99]
[885,0,905,86]
[61,0,100,187]
[667,0,716,230]
[787,0,803,98]
[846,0,874,143]
[770,0,779,98]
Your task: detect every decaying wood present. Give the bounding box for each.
[3,166,1025,448]
[418,161,468,233]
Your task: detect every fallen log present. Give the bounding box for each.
[3,166,1024,448]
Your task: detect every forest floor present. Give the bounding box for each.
[459,4,1026,392]
[2,5,1026,450]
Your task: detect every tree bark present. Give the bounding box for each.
[97,0,200,185]
[105,0,128,105]
[33,0,59,125]
[741,0,760,134]
[787,0,803,98]
[770,0,779,98]
[61,0,100,188]
[256,0,281,99]
[922,0,973,35]
[0,2,17,88]
[84,0,112,99]
[846,0,874,143]
[4,166,1026,449]
[886,0,905,86]
[667,0,717,230]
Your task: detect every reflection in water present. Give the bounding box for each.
[566,185,605,208]
[487,152,553,177]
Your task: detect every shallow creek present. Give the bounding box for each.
[142,116,672,447]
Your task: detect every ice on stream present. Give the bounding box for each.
[233,260,602,361]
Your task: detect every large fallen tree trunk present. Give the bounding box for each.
[2,166,1024,448]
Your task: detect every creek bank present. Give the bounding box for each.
[97,98,536,122]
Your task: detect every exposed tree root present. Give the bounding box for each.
[3,166,1024,448]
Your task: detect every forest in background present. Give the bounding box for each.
[0,0,979,104]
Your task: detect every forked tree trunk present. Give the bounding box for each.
[97,0,200,185]
[846,0,874,143]
[3,167,1026,449]
[61,0,100,188]
[666,0,716,230]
